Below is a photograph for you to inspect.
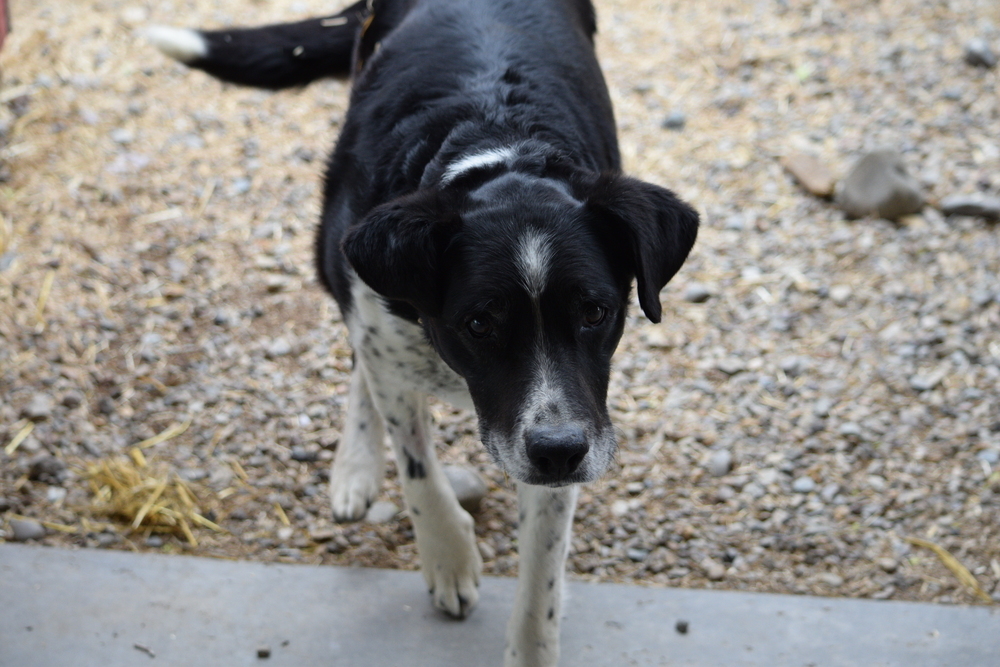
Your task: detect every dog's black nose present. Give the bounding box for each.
[525,425,588,478]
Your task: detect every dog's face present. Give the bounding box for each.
[343,169,697,486]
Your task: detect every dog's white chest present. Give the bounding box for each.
[349,281,473,411]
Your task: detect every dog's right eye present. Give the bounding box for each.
[467,315,494,338]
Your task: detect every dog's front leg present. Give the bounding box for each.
[505,483,578,667]
[365,381,482,618]
[329,360,386,521]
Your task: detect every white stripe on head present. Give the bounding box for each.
[516,230,553,300]
[441,147,515,184]
[145,26,209,64]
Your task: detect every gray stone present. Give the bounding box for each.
[829,284,853,305]
[61,391,83,409]
[661,110,686,130]
[939,194,1000,220]
[877,558,899,574]
[779,356,809,377]
[707,449,733,477]
[443,465,488,514]
[835,150,923,220]
[816,572,844,587]
[627,548,649,562]
[365,501,399,524]
[703,560,726,581]
[22,394,54,421]
[909,373,942,392]
[265,337,292,359]
[10,519,46,542]
[716,358,746,375]
[28,456,66,485]
[976,449,999,464]
[820,483,840,503]
[683,282,712,303]
[963,39,997,68]
[792,476,816,493]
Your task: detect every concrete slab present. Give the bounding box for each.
[0,543,996,666]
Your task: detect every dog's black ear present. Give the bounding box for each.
[341,189,460,316]
[585,174,699,323]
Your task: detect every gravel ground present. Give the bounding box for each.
[2,0,999,606]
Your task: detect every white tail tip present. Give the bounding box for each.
[144,25,208,64]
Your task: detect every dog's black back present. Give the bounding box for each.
[316,0,620,316]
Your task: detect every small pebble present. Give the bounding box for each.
[781,152,835,197]
[365,501,399,524]
[829,284,852,305]
[61,391,83,409]
[443,465,488,513]
[683,282,712,303]
[625,481,645,495]
[703,559,726,581]
[792,476,816,493]
[675,619,689,634]
[627,548,649,562]
[707,449,733,477]
[939,194,1000,220]
[661,110,686,130]
[716,358,746,375]
[877,558,898,574]
[964,38,997,68]
[816,572,844,587]
[266,337,292,358]
[10,519,46,542]
[28,456,66,484]
[22,394,54,421]
[610,499,630,517]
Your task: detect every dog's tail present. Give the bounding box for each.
[144,0,368,90]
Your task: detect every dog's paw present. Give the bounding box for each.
[329,459,381,522]
[418,510,482,618]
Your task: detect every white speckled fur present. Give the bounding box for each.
[330,279,480,617]
[504,484,578,667]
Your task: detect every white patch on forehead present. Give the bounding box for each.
[516,231,553,299]
[441,147,515,184]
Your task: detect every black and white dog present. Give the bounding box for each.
[148,0,697,663]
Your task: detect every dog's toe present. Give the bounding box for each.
[329,478,377,522]
[431,574,480,619]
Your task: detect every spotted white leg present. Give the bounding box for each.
[505,483,578,667]
[366,380,482,618]
[329,362,386,522]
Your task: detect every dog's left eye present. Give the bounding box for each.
[467,315,494,338]
[582,304,607,327]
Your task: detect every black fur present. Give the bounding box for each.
[185,1,368,89]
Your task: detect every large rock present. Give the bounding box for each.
[835,150,923,220]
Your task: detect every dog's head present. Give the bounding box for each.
[343,166,697,486]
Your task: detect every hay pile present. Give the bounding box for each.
[84,446,224,546]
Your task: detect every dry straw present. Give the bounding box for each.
[84,449,224,546]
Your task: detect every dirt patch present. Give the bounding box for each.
[1,0,999,606]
